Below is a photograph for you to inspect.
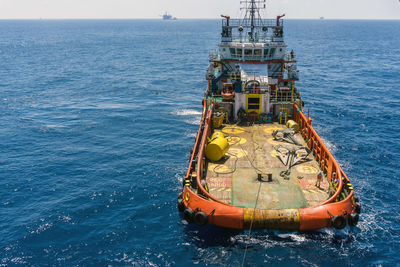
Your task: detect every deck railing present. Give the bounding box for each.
[194,102,229,204]
[270,91,296,103]
[293,103,353,204]
[222,18,283,28]
[184,101,207,180]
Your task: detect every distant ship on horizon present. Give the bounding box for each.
[161,11,177,20]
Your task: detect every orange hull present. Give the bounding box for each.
[178,102,360,231]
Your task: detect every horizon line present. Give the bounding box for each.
[0,17,399,21]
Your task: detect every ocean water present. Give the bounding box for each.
[0,19,399,266]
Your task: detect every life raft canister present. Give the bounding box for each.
[222,83,235,100]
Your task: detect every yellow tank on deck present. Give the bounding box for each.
[205,132,230,162]
[286,120,300,131]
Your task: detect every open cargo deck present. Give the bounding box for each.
[179,103,360,230]
[205,123,330,209]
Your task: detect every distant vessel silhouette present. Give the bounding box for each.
[161,11,177,20]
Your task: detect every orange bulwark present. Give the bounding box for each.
[178,102,360,231]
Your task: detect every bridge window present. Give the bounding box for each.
[244,49,253,56]
[269,48,276,58]
[230,48,236,56]
[254,49,262,57]
[264,49,269,58]
[237,48,242,57]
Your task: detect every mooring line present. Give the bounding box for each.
[241,179,262,267]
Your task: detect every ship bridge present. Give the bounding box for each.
[206,0,300,124]
[221,18,285,44]
[216,4,288,64]
[217,42,287,62]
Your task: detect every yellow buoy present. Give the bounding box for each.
[205,132,230,161]
[286,120,300,131]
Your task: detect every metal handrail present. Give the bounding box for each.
[293,103,346,204]
[222,18,283,27]
[228,36,285,43]
[195,103,230,205]
[184,100,207,179]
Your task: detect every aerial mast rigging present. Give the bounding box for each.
[240,0,266,41]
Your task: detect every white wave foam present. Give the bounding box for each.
[185,132,197,138]
[320,137,337,153]
[173,109,202,116]
[184,118,201,125]
[31,222,53,234]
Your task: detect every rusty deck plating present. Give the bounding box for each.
[205,123,330,209]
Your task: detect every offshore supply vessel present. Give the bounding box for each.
[177,0,361,231]
[161,11,177,20]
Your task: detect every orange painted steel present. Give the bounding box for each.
[184,100,207,180]
[182,101,356,230]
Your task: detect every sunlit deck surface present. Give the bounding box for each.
[205,123,330,209]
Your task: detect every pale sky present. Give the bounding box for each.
[0,0,399,20]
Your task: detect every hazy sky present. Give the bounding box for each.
[0,0,399,19]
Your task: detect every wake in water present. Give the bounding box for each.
[172,108,203,126]
[172,109,202,116]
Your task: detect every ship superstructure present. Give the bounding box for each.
[207,0,299,122]
[178,0,360,231]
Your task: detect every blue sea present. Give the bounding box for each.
[0,19,399,266]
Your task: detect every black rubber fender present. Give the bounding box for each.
[177,198,185,212]
[194,211,208,226]
[348,213,360,227]
[332,215,347,229]
[183,208,195,223]
[355,203,361,214]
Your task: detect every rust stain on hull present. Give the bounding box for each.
[243,208,300,230]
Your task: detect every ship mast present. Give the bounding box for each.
[250,0,255,37]
[240,0,266,41]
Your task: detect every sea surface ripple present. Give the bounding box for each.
[0,19,399,266]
